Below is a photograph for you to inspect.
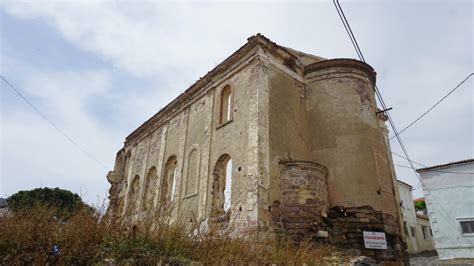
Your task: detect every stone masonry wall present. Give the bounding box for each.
[107,35,407,263]
[328,206,406,262]
[270,161,329,242]
[267,159,406,262]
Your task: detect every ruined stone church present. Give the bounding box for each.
[106,34,405,261]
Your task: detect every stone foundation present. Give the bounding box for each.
[267,160,406,263]
[327,206,406,262]
[271,161,330,242]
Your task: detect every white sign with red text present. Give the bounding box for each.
[363,231,387,249]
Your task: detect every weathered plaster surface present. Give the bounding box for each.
[106,34,406,262]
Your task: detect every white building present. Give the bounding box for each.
[415,213,435,252]
[397,180,419,252]
[397,180,435,253]
[417,159,474,260]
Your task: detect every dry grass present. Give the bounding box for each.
[0,205,339,265]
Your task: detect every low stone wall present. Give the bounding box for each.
[271,160,329,242]
[327,206,406,262]
[262,160,407,263]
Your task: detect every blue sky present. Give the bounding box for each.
[1,1,472,205]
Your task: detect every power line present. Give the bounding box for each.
[335,1,474,180]
[332,0,364,61]
[333,0,420,184]
[389,73,473,140]
[394,164,423,170]
[332,1,472,245]
[394,163,474,175]
[392,151,474,174]
[391,151,426,167]
[1,75,109,170]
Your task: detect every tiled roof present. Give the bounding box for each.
[396,179,413,189]
[414,197,424,202]
[416,158,474,172]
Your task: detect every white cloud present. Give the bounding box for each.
[3,2,258,79]
[3,1,354,80]
[1,62,117,203]
[1,1,472,202]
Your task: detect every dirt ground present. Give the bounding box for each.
[410,251,474,265]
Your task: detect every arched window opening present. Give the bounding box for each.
[127,175,140,215]
[220,85,233,124]
[185,149,199,196]
[211,154,232,216]
[160,156,178,208]
[142,167,158,211]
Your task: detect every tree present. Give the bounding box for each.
[7,187,91,213]
[414,200,426,212]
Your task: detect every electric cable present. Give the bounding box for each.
[332,0,473,245]
[1,75,109,170]
[389,73,473,140]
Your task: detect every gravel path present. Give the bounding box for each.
[410,251,474,265]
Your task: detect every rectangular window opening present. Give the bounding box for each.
[422,226,428,240]
[460,220,474,234]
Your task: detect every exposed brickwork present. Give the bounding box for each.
[328,206,407,262]
[268,161,406,263]
[270,161,329,242]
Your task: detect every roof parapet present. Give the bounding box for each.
[305,58,377,86]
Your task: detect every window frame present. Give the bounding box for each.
[457,218,474,236]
